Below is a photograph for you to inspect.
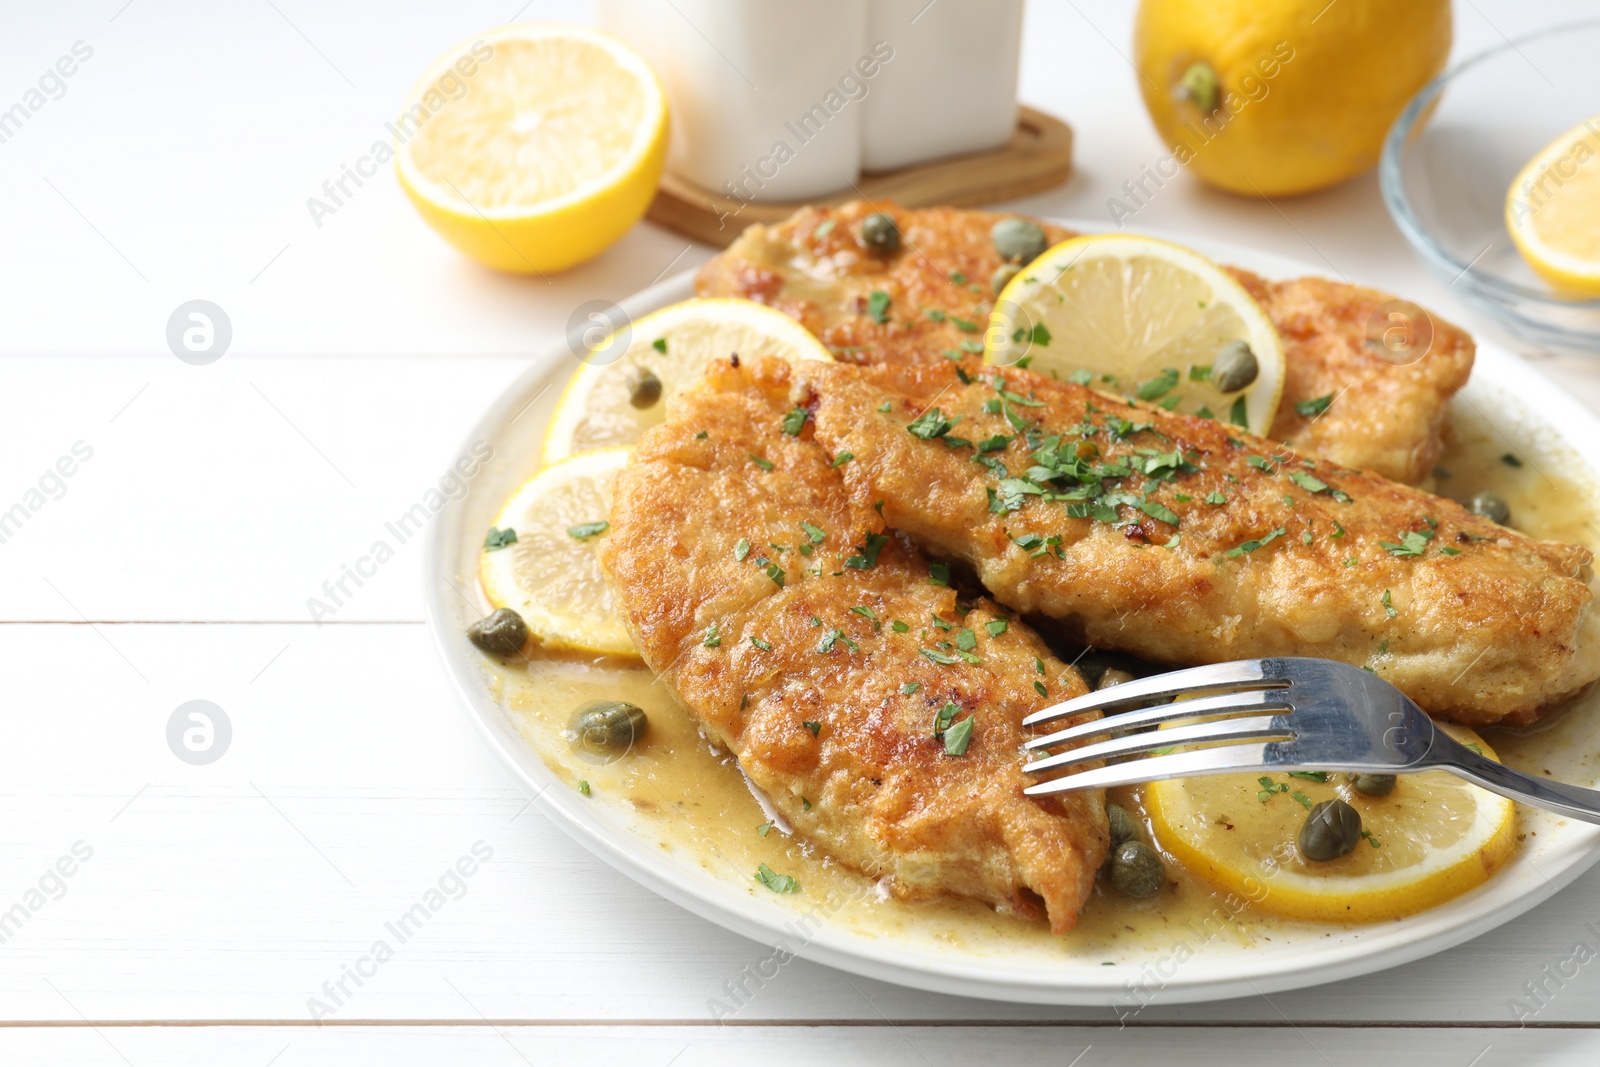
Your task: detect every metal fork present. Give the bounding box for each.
[1022,656,1600,824]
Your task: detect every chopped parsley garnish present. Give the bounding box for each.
[1189,365,1212,382]
[952,315,980,332]
[929,562,950,586]
[781,407,808,435]
[1033,680,1048,697]
[694,430,708,440]
[816,628,857,654]
[1288,470,1329,494]
[1380,529,1435,557]
[483,526,518,550]
[1290,790,1314,810]
[1361,829,1382,849]
[986,619,1008,637]
[1205,491,1228,505]
[877,401,892,412]
[850,605,881,630]
[1069,368,1094,386]
[702,622,721,648]
[891,620,910,633]
[1136,368,1179,401]
[1501,453,1523,468]
[1288,771,1329,782]
[749,636,772,651]
[949,271,968,284]
[754,863,800,893]
[802,797,813,812]
[1138,499,1180,526]
[866,290,891,324]
[749,453,774,471]
[901,682,920,694]
[813,219,835,239]
[1034,657,1046,675]
[757,821,772,836]
[907,407,960,440]
[800,522,826,544]
[763,562,785,586]
[1225,526,1287,558]
[920,648,959,665]
[734,538,751,561]
[844,532,890,569]
[1229,395,1249,427]
[943,715,974,756]
[801,721,821,736]
[955,628,977,652]
[651,338,667,354]
[566,520,609,540]
[831,452,854,468]
[1295,393,1334,417]
[925,308,947,322]
[1027,322,1052,347]
[1382,589,1397,618]
[577,780,591,796]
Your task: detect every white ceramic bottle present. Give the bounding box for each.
[861,0,1024,171]
[596,0,869,201]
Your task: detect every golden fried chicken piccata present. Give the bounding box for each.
[696,202,1475,487]
[800,360,1600,727]
[600,355,1109,932]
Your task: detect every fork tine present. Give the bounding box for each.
[1024,714,1292,775]
[1022,660,1275,728]
[1024,743,1276,796]
[1025,688,1294,751]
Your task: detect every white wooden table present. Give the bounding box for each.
[6,1,1600,1062]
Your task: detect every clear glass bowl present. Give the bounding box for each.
[1381,19,1600,352]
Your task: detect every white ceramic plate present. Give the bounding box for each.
[424,224,1600,1005]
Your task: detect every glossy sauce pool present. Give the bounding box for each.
[483,404,1600,961]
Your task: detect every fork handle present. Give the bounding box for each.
[1443,739,1600,825]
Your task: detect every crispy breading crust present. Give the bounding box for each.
[695,201,1475,486]
[600,355,1108,931]
[803,360,1600,727]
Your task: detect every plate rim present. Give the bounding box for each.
[422,220,1600,1006]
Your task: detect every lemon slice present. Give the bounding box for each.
[543,298,833,465]
[1145,723,1515,923]
[395,25,668,274]
[480,447,635,657]
[986,234,1285,437]
[1507,117,1600,297]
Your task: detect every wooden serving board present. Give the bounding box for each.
[646,105,1074,248]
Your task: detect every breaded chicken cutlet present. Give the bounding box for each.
[600,355,1108,932]
[799,360,1600,727]
[696,202,1475,487]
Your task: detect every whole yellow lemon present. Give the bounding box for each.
[1133,0,1451,197]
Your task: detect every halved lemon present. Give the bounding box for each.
[987,234,1285,437]
[543,299,833,465]
[1146,723,1515,924]
[1507,117,1600,297]
[480,447,635,657]
[395,25,668,273]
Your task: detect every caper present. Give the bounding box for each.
[624,365,662,409]
[1352,773,1397,797]
[1109,840,1166,898]
[861,212,901,254]
[1107,802,1139,848]
[571,700,648,755]
[1097,667,1137,691]
[1470,491,1511,526]
[991,263,1021,294]
[1211,340,1259,393]
[466,608,528,657]
[991,218,1048,265]
[1298,798,1362,861]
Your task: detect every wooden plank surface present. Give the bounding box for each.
[7,0,1600,1060]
